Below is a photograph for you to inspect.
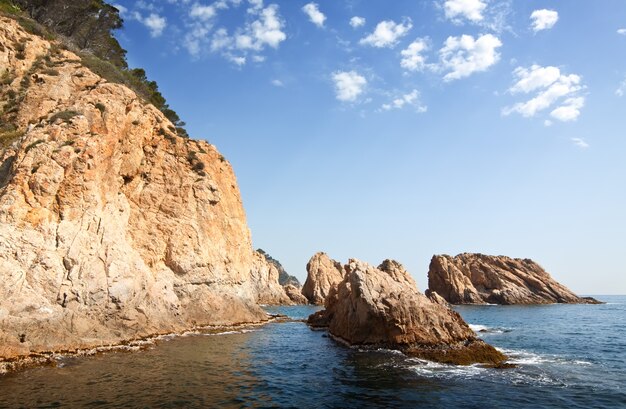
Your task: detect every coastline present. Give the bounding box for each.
[0,314,286,375]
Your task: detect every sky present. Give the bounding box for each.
[110,0,626,294]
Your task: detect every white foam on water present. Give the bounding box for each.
[410,360,487,379]
[498,348,548,365]
[469,324,489,332]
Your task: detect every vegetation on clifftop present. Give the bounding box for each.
[0,0,188,138]
[257,249,301,287]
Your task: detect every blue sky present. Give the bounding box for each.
[111,0,626,294]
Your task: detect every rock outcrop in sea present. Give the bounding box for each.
[428,253,601,305]
[301,252,345,305]
[0,16,279,362]
[283,284,308,305]
[308,257,506,365]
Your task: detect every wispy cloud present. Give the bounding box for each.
[503,65,586,122]
[616,76,626,96]
[380,89,427,113]
[360,19,412,48]
[571,138,589,149]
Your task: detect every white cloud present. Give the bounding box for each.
[360,19,412,48]
[571,138,589,149]
[271,79,284,87]
[509,65,561,94]
[616,77,626,97]
[381,89,427,113]
[444,0,487,23]
[190,3,217,21]
[503,65,586,122]
[350,16,366,28]
[210,28,232,51]
[182,2,285,64]
[302,3,326,28]
[400,38,429,72]
[618,28,626,35]
[227,54,247,66]
[245,4,286,49]
[550,97,584,121]
[332,71,367,102]
[530,9,559,32]
[544,119,553,127]
[142,13,167,37]
[248,0,263,13]
[439,34,502,81]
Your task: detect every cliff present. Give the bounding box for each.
[428,253,601,305]
[0,16,274,362]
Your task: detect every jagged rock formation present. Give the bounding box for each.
[301,252,344,305]
[308,258,506,366]
[283,284,308,305]
[0,17,275,362]
[428,253,601,305]
[425,289,450,306]
[250,250,292,305]
[257,249,300,287]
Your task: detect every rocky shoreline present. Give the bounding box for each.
[0,314,293,375]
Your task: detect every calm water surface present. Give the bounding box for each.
[1,296,625,408]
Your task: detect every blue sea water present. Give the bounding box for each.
[0,296,624,408]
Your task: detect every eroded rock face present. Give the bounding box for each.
[301,252,344,305]
[0,17,271,361]
[283,284,308,305]
[250,251,292,305]
[428,253,601,305]
[308,258,506,365]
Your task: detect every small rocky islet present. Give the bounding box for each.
[0,13,599,373]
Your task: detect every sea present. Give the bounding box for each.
[0,296,624,408]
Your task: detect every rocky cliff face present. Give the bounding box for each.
[301,252,344,305]
[250,251,292,305]
[428,253,601,305]
[308,258,506,365]
[0,17,274,361]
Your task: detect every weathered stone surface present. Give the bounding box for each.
[257,249,300,287]
[0,17,273,362]
[428,253,602,305]
[250,251,293,305]
[308,258,506,365]
[283,284,308,305]
[301,252,344,305]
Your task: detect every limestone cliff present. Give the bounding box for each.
[0,17,273,361]
[428,253,601,305]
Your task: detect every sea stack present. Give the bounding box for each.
[428,253,602,305]
[301,252,345,305]
[308,258,506,366]
[0,16,275,362]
